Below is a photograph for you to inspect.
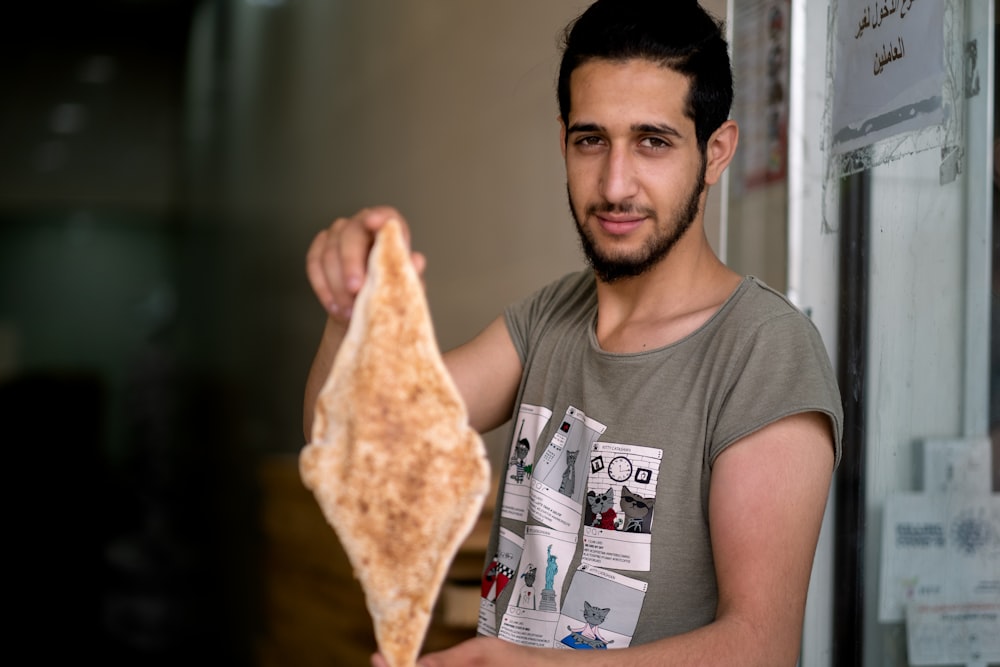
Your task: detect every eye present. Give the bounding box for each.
[572,135,606,151]
[639,136,671,150]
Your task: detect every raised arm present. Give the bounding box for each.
[303,206,409,439]
[302,207,522,441]
[442,315,522,434]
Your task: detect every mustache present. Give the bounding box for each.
[585,201,656,218]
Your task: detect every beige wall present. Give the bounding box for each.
[184,0,730,451]
[269,0,728,349]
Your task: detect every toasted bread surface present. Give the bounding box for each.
[300,219,490,667]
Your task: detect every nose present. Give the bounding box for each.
[599,145,639,204]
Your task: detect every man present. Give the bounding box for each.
[304,1,842,665]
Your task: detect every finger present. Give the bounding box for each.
[359,205,415,254]
[307,217,361,319]
[341,207,415,297]
[415,639,480,667]
[369,652,389,667]
[306,207,416,320]
[411,251,427,278]
[358,205,406,233]
[305,228,338,314]
[336,217,375,298]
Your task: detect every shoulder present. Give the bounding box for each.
[502,269,596,360]
[727,276,809,323]
[505,270,595,326]
[707,276,843,465]
[521,269,595,306]
[715,276,828,350]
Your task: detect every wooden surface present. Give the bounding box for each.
[256,454,492,666]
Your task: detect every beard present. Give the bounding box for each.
[569,162,706,284]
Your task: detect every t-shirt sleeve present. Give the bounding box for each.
[709,311,844,468]
[504,270,593,365]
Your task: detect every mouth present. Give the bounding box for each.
[593,212,647,236]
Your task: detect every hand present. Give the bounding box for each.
[370,637,546,667]
[305,206,426,321]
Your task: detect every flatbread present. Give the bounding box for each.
[300,219,491,667]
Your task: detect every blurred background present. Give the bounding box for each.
[0,0,633,664]
[3,1,997,666]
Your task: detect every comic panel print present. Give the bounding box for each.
[529,406,607,533]
[501,404,553,522]
[497,525,578,647]
[555,564,647,650]
[478,527,524,636]
[581,442,662,571]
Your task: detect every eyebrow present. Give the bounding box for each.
[566,121,684,138]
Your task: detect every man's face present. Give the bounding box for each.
[561,59,707,283]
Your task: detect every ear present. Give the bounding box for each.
[703,119,739,186]
[559,116,568,160]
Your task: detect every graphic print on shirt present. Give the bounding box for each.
[581,442,662,571]
[583,486,617,530]
[515,563,539,610]
[497,525,578,647]
[477,526,524,636]
[562,600,612,649]
[557,564,647,650]
[501,404,553,522]
[529,406,607,533]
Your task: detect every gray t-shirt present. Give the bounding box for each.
[476,270,843,648]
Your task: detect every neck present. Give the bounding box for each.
[592,229,741,353]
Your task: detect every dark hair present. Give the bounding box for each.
[557,0,733,153]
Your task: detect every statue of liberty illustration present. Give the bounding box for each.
[538,544,560,612]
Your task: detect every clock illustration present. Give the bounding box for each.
[608,456,633,482]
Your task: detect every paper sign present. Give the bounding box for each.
[879,493,1000,622]
[920,437,993,496]
[831,0,945,153]
[906,601,1000,665]
[731,0,790,190]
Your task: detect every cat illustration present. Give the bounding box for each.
[558,449,579,497]
[584,487,617,530]
[516,563,537,609]
[620,485,655,533]
[561,600,613,649]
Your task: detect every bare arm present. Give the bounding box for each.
[386,410,835,667]
[302,207,407,441]
[693,409,835,665]
[443,315,523,434]
[302,314,348,440]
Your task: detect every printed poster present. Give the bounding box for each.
[878,493,1000,622]
[731,0,791,189]
[906,601,1000,665]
